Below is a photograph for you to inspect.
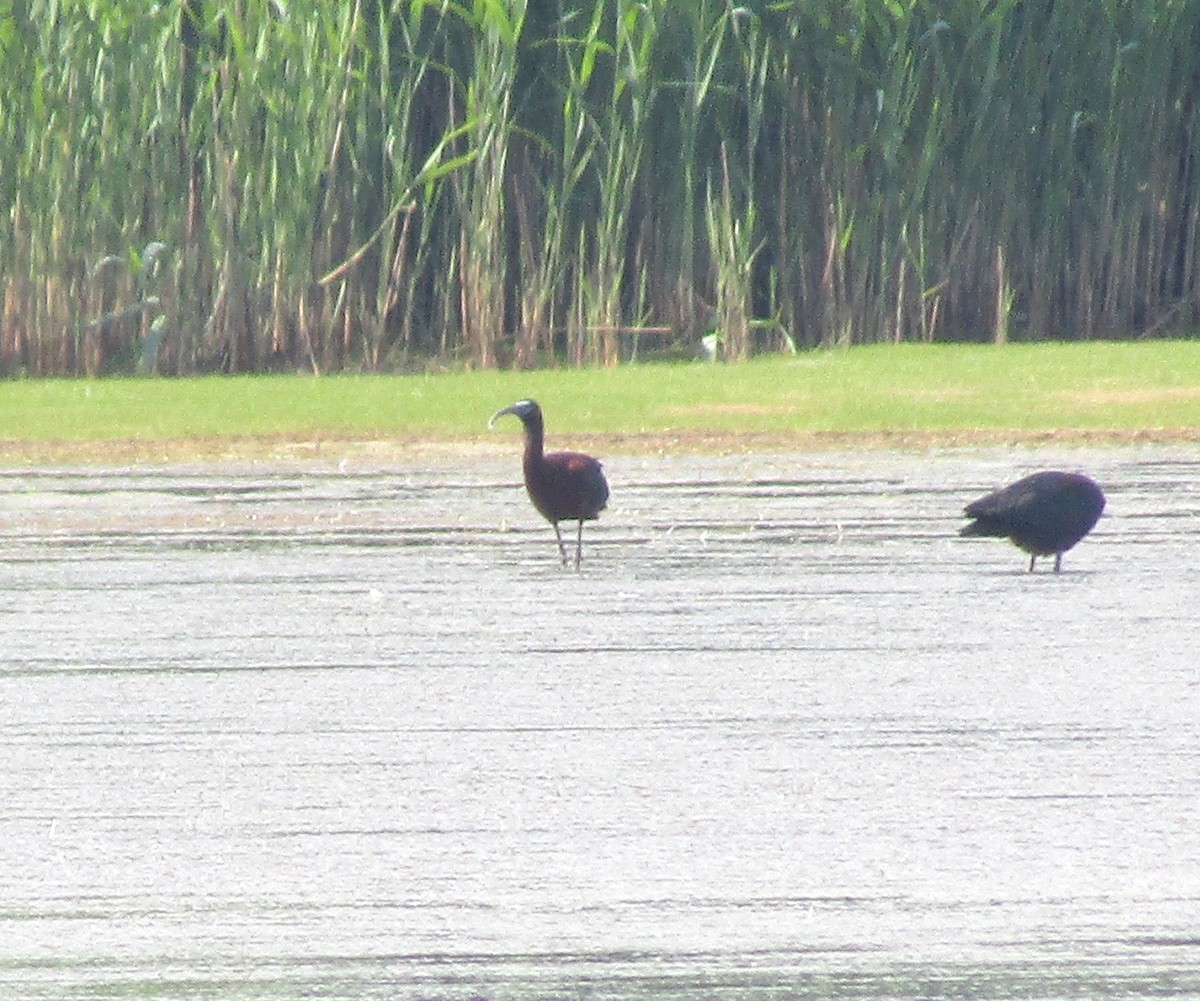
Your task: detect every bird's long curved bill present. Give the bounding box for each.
[488,405,518,428]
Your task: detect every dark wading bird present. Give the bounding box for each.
[489,399,609,570]
[960,470,1106,572]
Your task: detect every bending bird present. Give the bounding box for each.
[489,399,609,570]
[960,470,1105,572]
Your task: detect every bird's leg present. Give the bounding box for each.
[552,522,570,567]
[1053,552,1062,573]
[1028,553,1037,572]
[574,520,584,571]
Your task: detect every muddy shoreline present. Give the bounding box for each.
[2,425,1199,467]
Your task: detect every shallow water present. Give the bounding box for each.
[2,446,1199,1000]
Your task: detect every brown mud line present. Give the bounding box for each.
[1,426,1199,467]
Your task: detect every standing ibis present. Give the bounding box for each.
[959,470,1105,572]
[489,399,609,570]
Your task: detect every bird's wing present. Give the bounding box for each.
[964,479,1040,519]
[549,451,609,511]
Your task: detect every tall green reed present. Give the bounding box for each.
[448,0,525,369]
[510,2,601,368]
[573,0,659,366]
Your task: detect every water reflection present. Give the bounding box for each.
[2,447,1199,999]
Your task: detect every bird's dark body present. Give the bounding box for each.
[960,470,1105,571]
[524,450,608,525]
[490,398,608,569]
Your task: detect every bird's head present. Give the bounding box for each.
[488,398,542,429]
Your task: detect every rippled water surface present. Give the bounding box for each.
[2,446,1199,1000]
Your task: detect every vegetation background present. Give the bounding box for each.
[2,0,1198,377]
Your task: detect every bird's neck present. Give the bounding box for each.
[522,417,545,468]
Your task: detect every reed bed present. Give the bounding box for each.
[2,1,1198,376]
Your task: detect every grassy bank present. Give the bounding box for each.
[1,342,1199,463]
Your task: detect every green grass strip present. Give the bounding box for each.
[1,342,1198,452]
